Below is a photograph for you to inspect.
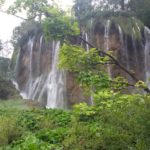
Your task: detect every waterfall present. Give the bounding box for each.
[144,27,150,88]
[81,31,89,51]
[12,45,21,91]
[118,25,130,70]
[35,40,66,108]
[19,36,35,99]
[15,35,66,108]
[132,28,139,66]
[28,37,35,99]
[14,17,150,108]
[37,35,43,75]
[36,40,66,108]
[85,33,89,51]
[46,41,66,108]
[104,20,111,76]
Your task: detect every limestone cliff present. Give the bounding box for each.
[13,16,150,107]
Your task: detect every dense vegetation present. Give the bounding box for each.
[73,0,150,28]
[0,0,150,149]
[0,57,18,99]
[0,95,150,149]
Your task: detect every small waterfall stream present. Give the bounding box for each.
[144,27,150,88]
[46,41,66,108]
[118,25,130,70]
[104,20,111,76]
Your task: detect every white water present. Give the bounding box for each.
[85,33,89,51]
[118,25,130,69]
[131,32,138,69]
[36,40,66,108]
[28,37,35,99]
[15,36,66,108]
[46,41,66,108]
[35,41,66,108]
[81,32,90,51]
[144,27,150,88]
[19,37,35,99]
[104,20,111,76]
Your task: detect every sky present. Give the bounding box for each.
[0,0,73,57]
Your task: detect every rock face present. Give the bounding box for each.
[87,18,150,86]
[14,16,150,108]
[14,32,89,108]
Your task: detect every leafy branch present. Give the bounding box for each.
[79,36,150,93]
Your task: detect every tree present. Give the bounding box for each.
[73,0,93,24]
[7,0,50,21]
[11,20,41,47]
[95,0,127,11]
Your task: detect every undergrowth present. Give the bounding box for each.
[0,93,150,150]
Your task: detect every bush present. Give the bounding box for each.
[1,95,150,149]
[0,115,23,146]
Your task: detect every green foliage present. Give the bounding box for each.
[59,44,109,71]
[4,0,150,150]
[59,43,131,94]
[0,115,23,146]
[11,20,41,48]
[7,0,49,20]
[42,8,79,41]
[36,127,68,144]
[12,134,51,150]
[0,96,150,149]
[73,0,93,25]
[62,92,150,150]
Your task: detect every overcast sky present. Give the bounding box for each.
[0,0,73,42]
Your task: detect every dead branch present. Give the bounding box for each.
[79,36,150,93]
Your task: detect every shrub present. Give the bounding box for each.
[0,115,23,146]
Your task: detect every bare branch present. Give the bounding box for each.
[79,36,150,93]
[0,9,28,20]
[0,9,43,21]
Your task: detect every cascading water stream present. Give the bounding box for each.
[37,41,66,108]
[132,28,138,70]
[118,25,130,70]
[46,41,66,108]
[144,27,150,88]
[104,20,111,77]
[85,33,89,51]
[28,37,35,98]
[12,46,21,91]
[19,37,35,99]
